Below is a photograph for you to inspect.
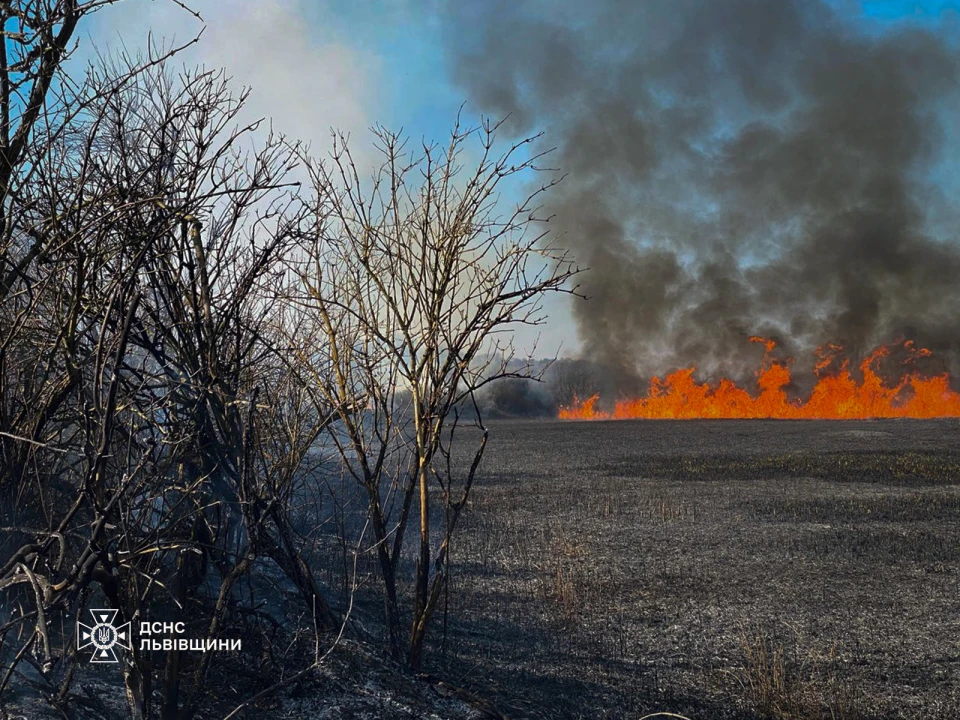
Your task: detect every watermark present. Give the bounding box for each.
[137,622,242,653]
[76,612,243,663]
[77,609,131,663]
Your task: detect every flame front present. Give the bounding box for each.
[559,339,960,420]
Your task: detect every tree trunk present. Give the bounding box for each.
[410,454,431,669]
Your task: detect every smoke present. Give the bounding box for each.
[444,0,960,393]
[89,0,378,162]
[474,378,557,419]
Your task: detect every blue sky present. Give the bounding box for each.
[857,0,960,20]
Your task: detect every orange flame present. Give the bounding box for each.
[559,339,960,420]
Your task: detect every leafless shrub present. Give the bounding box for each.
[288,118,580,667]
[0,7,348,716]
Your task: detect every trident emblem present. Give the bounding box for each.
[77,609,131,663]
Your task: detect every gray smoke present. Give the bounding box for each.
[444,0,960,394]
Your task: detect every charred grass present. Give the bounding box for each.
[427,419,960,719]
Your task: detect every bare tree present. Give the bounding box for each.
[0,31,342,719]
[291,119,580,667]
[549,357,602,409]
[0,10,197,709]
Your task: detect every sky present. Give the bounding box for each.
[86,1,460,164]
[857,0,960,20]
[83,0,960,360]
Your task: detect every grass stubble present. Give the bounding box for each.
[427,419,960,719]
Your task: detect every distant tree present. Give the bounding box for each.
[290,119,580,667]
[549,358,601,408]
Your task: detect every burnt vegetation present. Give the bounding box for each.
[441,419,960,720]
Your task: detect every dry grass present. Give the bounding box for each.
[551,563,580,621]
[739,633,864,720]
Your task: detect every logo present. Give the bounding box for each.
[77,609,131,663]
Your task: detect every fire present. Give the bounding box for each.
[559,339,960,420]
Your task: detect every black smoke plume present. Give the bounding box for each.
[444,1,960,396]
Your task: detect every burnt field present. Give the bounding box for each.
[431,419,960,719]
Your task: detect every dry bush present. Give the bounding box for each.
[288,118,580,668]
[0,7,343,717]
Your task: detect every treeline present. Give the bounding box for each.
[0,3,577,718]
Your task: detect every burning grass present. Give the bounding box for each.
[561,339,960,420]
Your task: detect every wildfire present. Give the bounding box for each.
[559,338,960,420]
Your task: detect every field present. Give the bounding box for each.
[431,419,960,719]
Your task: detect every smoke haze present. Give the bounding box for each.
[444,0,960,395]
